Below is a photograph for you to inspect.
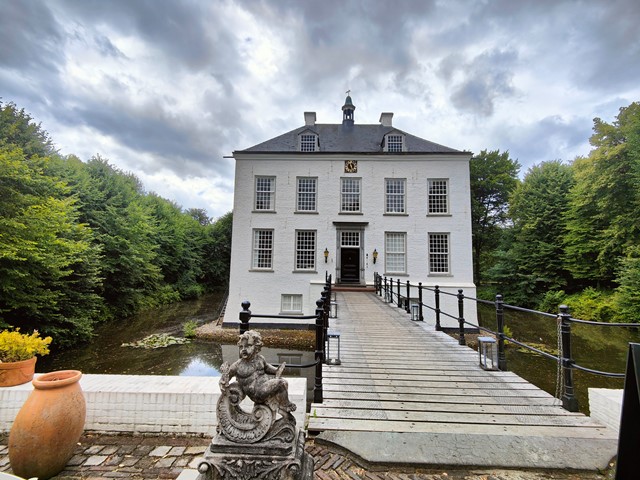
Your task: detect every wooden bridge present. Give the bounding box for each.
[307,291,618,470]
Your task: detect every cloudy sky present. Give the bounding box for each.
[2,0,639,219]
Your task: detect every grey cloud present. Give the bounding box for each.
[443,49,518,117]
[0,1,64,74]
[493,115,592,171]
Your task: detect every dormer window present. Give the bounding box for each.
[299,133,318,152]
[386,134,404,152]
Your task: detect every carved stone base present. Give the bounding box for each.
[196,429,313,480]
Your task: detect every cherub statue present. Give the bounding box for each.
[219,330,296,416]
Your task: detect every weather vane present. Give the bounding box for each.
[346,89,351,96]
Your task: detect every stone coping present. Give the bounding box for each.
[0,374,307,435]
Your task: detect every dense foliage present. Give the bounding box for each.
[475,101,640,322]
[0,101,232,347]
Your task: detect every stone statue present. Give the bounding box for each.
[216,330,296,445]
[196,330,313,480]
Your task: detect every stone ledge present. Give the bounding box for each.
[0,374,307,434]
[588,388,622,434]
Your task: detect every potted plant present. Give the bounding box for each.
[0,329,52,387]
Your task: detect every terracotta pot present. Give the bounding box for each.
[9,370,86,480]
[0,357,37,387]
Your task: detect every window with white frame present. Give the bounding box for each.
[252,229,273,269]
[340,231,360,247]
[295,230,316,270]
[340,177,361,212]
[299,134,317,152]
[281,294,303,313]
[386,134,403,152]
[428,233,450,274]
[428,179,448,214]
[385,178,406,213]
[385,232,406,273]
[255,176,275,211]
[296,177,317,212]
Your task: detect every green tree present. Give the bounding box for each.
[0,101,55,158]
[489,161,574,306]
[0,148,103,345]
[469,149,520,282]
[616,248,640,322]
[564,102,640,284]
[202,211,233,288]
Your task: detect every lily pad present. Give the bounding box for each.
[121,333,190,349]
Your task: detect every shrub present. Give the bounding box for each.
[0,329,52,362]
[564,288,616,322]
[183,320,199,339]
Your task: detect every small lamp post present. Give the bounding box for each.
[477,336,498,371]
[410,301,420,321]
[326,330,341,365]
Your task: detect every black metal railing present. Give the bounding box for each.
[374,272,638,412]
[237,275,333,404]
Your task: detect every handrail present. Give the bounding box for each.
[374,272,637,412]
[237,274,333,404]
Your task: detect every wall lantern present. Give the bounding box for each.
[324,248,329,263]
[477,336,499,371]
[326,330,341,365]
[330,300,338,318]
[372,249,378,264]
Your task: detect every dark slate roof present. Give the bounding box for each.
[238,124,465,154]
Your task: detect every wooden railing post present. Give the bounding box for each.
[239,300,251,334]
[434,285,442,331]
[559,305,579,412]
[314,298,324,403]
[457,289,466,345]
[496,294,507,370]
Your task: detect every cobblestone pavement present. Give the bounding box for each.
[1,433,614,479]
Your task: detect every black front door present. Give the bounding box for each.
[340,248,360,283]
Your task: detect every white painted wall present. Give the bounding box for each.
[224,153,476,328]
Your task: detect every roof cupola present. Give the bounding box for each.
[342,91,355,125]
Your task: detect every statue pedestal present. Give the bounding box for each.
[196,429,313,480]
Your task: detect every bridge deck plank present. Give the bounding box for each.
[308,291,617,470]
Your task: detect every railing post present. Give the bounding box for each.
[314,298,324,403]
[457,289,466,345]
[397,278,402,309]
[559,304,579,412]
[321,288,329,350]
[405,281,411,313]
[418,282,424,322]
[496,294,507,371]
[434,285,441,331]
[239,300,251,334]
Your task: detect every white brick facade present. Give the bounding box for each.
[224,101,476,328]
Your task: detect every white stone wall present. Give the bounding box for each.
[1,374,308,435]
[225,153,476,328]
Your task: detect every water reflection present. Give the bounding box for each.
[37,291,315,405]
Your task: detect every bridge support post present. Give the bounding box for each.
[457,289,466,346]
[397,278,402,309]
[239,300,251,334]
[314,298,324,404]
[559,305,579,412]
[434,285,441,331]
[496,294,507,371]
[418,282,424,322]
[405,281,411,314]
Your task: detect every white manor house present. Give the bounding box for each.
[223,96,476,328]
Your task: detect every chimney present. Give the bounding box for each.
[304,112,316,126]
[379,112,394,127]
